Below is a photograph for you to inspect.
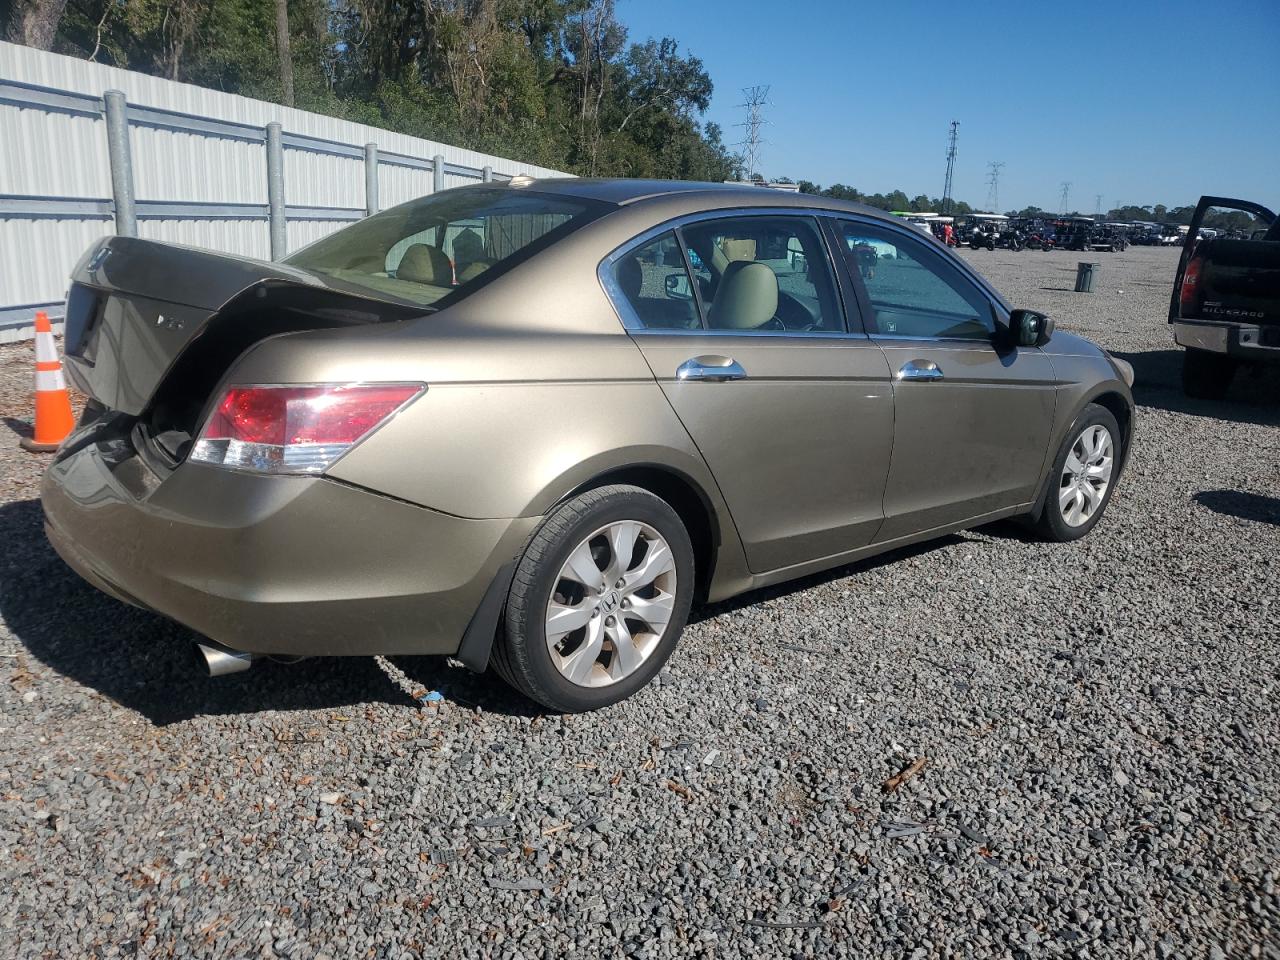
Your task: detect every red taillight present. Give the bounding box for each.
[191,383,423,474]
[1180,256,1203,316]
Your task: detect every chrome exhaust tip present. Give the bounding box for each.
[196,642,257,677]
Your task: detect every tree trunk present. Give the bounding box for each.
[4,0,69,49]
[275,0,295,107]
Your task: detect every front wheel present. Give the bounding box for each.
[1033,404,1122,543]
[493,484,695,712]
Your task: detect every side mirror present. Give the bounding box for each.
[1010,308,1054,347]
[664,273,693,301]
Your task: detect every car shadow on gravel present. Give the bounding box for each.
[689,534,964,624]
[1113,349,1280,426]
[0,497,462,725]
[1193,490,1280,527]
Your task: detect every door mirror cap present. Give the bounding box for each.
[1010,308,1055,347]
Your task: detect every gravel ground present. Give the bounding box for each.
[1,245,1278,959]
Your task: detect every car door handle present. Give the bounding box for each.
[676,356,748,382]
[897,359,944,381]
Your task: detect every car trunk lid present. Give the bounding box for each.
[62,236,423,418]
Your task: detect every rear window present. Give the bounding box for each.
[285,188,606,308]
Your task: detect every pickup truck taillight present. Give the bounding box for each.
[190,383,424,474]
[1179,255,1203,317]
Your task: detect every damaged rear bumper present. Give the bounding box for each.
[41,425,536,659]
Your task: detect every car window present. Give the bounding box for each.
[610,232,701,330]
[287,189,605,308]
[837,221,995,340]
[678,216,842,332]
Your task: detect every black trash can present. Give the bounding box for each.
[1074,262,1098,293]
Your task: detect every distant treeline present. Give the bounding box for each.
[2,0,1257,226]
[791,181,1259,230]
[5,0,740,182]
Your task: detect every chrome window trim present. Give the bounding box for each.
[870,333,1010,345]
[597,207,869,340]
[626,328,873,340]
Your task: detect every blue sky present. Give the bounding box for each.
[619,0,1280,213]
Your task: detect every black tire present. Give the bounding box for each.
[1033,403,1123,543]
[492,484,695,712]
[1181,349,1236,400]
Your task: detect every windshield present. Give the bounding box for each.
[285,187,607,308]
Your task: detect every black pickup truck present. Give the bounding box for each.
[1170,195,1280,398]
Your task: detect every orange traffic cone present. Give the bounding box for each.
[20,311,76,452]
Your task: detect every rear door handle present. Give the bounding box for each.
[897,359,944,381]
[676,355,748,382]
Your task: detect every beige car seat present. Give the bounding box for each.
[707,261,777,329]
[398,244,454,285]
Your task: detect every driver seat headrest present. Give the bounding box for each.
[398,244,453,286]
[707,260,778,329]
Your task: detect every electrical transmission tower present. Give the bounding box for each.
[1059,181,1072,214]
[1095,194,1104,216]
[985,161,1005,213]
[941,121,960,214]
[735,86,770,181]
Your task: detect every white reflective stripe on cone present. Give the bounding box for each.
[35,334,59,364]
[36,368,67,391]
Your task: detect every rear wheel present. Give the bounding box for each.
[492,485,694,712]
[1181,349,1236,400]
[1034,404,1121,543]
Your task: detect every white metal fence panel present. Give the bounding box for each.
[2,105,111,197]
[138,218,271,261]
[286,219,346,253]
[131,126,268,204]
[283,149,362,209]
[0,40,570,336]
[379,164,434,211]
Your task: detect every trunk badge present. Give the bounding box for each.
[155,313,184,331]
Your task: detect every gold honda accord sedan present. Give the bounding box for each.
[43,178,1135,711]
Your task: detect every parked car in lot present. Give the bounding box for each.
[1170,194,1280,398]
[1055,218,1126,252]
[43,179,1136,711]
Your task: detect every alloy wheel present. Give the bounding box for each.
[544,520,677,687]
[1059,424,1114,527]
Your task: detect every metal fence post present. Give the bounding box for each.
[265,122,287,260]
[482,165,493,183]
[103,90,136,238]
[433,154,445,193]
[364,143,379,217]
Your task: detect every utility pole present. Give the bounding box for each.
[1060,181,1072,215]
[941,121,959,215]
[985,161,1005,213]
[735,86,770,181]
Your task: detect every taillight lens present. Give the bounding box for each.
[1180,256,1203,317]
[190,383,424,474]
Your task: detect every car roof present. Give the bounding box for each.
[501,176,892,219]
